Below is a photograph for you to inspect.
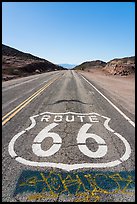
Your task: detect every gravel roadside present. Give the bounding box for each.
[78,69,135,116]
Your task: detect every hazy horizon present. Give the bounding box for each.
[2,43,134,67]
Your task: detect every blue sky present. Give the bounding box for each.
[2,2,135,65]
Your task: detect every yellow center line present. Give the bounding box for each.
[2,82,48,120]
[2,76,59,126]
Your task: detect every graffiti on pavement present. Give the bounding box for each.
[14,170,135,202]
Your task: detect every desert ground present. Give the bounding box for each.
[79,69,135,116]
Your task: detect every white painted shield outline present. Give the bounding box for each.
[8,112,131,171]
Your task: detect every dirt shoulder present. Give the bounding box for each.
[78,69,135,116]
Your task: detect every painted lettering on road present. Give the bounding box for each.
[8,112,131,171]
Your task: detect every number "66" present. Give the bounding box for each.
[32,123,107,158]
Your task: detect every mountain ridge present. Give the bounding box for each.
[73,60,106,70]
[2,44,66,81]
[73,57,135,76]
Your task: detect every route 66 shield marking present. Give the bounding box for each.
[8,112,131,171]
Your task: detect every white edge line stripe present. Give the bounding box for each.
[2,72,60,91]
[2,77,39,91]
[81,75,135,128]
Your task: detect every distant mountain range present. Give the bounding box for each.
[2,44,135,81]
[58,64,77,69]
[2,44,66,81]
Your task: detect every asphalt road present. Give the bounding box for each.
[2,70,135,202]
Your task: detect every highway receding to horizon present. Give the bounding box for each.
[2,70,135,202]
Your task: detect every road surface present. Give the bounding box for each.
[2,70,135,202]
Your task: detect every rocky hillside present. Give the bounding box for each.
[73,60,107,71]
[102,56,135,76]
[2,44,66,81]
[74,56,135,76]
